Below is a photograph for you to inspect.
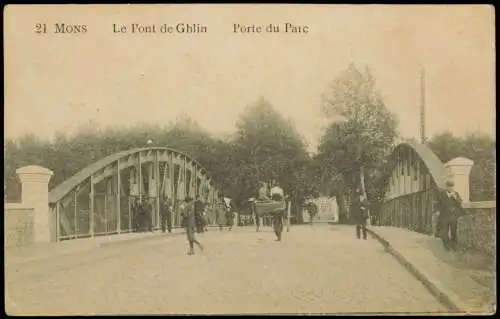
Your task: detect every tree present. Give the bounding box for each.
[230,97,311,214]
[319,64,399,200]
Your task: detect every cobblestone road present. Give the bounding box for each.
[6,225,447,315]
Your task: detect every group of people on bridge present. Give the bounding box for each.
[131,197,155,233]
[175,178,462,255]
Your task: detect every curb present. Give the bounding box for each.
[7,231,187,267]
[366,228,467,314]
[99,231,185,248]
[6,244,101,268]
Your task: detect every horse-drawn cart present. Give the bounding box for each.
[253,200,286,216]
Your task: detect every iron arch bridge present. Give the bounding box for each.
[378,142,448,234]
[48,147,221,241]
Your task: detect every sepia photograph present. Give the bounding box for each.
[4,4,496,315]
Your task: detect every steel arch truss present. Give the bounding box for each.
[378,142,446,234]
[49,147,221,241]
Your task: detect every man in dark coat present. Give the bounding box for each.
[160,196,172,233]
[353,193,369,240]
[194,196,205,233]
[435,180,465,250]
[272,209,285,241]
[216,200,226,231]
[143,197,153,232]
[133,197,142,232]
[184,197,204,255]
[225,207,235,231]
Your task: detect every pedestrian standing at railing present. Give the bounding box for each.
[132,197,142,232]
[435,180,466,251]
[143,197,153,232]
[160,196,172,233]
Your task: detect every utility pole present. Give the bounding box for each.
[420,68,426,144]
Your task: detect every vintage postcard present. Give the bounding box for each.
[4,4,496,316]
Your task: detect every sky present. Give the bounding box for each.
[4,5,495,152]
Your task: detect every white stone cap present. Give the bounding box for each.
[16,165,54,182]
[445,157,474,167]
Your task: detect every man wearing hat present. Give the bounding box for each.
[184,196,204,255]
[435,180,465,250]
[354,192,370,240]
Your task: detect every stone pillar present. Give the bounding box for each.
[16,165,54,243]
[445,157,474,203]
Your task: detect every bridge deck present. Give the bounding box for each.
[6,225,446,315]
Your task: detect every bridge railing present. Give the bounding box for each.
[457,201,496,256]
[379,190,496,256]
[379,188,437,235]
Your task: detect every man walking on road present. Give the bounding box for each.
[225,207,235,231]
[194,196,205,233]
[184,197,204,255]
[272,209,285,241]
[435,180,465,251]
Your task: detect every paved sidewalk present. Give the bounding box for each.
[5,228,186,266]
[367,226,496,315]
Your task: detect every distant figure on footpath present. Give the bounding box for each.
[352,191,369,240]
[184,197,204,255]
[435,180,466,251]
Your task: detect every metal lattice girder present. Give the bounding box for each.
[50,147,220,240]
[382,142,446,201]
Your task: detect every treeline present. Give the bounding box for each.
[4,99,312,219]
